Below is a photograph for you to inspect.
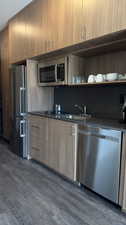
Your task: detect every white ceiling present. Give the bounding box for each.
[0,0,33,30]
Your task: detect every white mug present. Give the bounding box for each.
[96,74,104,83]
[88,75,96,83]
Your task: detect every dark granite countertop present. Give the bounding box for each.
[28,111,126,132]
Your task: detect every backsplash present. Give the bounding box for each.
[54,84,126,120]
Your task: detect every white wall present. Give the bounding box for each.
[0,0,32,30]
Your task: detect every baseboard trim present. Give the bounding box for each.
[0,136,10,144]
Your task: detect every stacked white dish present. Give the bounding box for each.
[88,75,96,83]
[88,73,120,83]
[106,73,118,81]
[88,74,105,83]
[95,74,105,82]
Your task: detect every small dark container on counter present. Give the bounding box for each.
[119,95,126,124]
[120,108,126,123]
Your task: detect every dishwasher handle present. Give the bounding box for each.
[78,130,120,143]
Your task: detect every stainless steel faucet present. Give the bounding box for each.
[74,104,87,116]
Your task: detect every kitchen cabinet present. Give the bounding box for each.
[9,0,85,63]
[56,120,78,181]
[28,115,48,164]
[7,0,126,63]
[55,0,85,49]
[0,27,11,140]
[84,0,126,40]
[46,118,78,181]
[9,9,28,63]
[28,115,78,181]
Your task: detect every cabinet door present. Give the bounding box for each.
[50,0,85,49]
[64,0,85,45]
[25,0,46,58]
[57,121,77,181]
[29,116,42,162]
[9,9,28,63]
[48,119,77,180]
[84,0,126,41]
[9,0,85,63]
[116,0,126,32]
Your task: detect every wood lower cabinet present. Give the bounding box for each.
[47,118,78,181]
[28,115,78,181]
[28,115,48,164]
[56,120,78,181]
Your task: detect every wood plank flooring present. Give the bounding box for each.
[0,141,126,225]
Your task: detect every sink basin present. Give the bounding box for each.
[63,114,91,121]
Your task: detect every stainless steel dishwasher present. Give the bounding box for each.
[77,124,122,204]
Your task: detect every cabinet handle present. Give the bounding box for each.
[72,126,76,136]
[31,125,40,129]
[20,120,26,138]
[81,25,86,40]
[20,87,26,116]
[32,147,40,152]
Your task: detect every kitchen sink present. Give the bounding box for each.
[63,114,91,121]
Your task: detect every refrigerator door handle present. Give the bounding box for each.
[20,120,25,138]
[20,87,25,116]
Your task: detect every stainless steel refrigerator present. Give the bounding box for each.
[11,65,28,158]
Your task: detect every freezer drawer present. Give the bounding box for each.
[77,125,122,204]
[11,117,28,158]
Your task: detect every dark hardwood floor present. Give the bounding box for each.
[0,141,126,225]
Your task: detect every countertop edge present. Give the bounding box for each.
[28,112,126,132]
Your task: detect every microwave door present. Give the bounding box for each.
[57,63,66,82]
[38,65,56,85]
[38,58,67,86]
[39,65,56,83]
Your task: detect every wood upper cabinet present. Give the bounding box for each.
[84,0,126,40]
[117,0,126,32]
[9,0,85,63]
[9,12,27,62]
[9,0,126,63]
[53,0,85,49]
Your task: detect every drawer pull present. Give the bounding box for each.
[31,125,40,129]
[32,147,40,152]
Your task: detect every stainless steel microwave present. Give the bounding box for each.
[38,57,68,86]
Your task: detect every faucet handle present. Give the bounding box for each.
[74,104,83,113]
[82,104,87,115]
[84,105,87,115]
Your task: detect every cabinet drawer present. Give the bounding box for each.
[53,120,76,136]
[31,146,41,162]
[28,115,48,163]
